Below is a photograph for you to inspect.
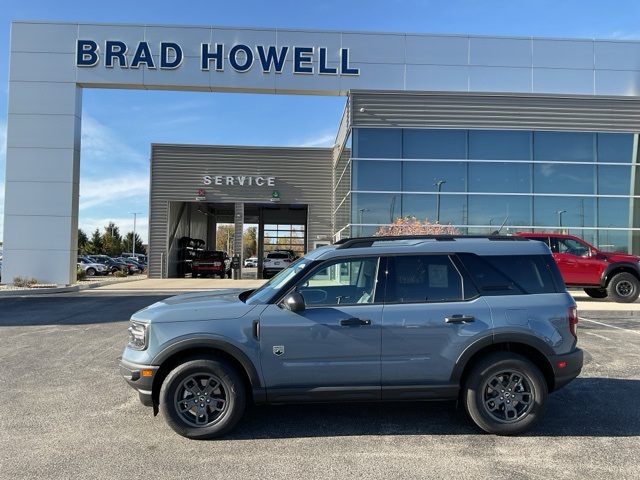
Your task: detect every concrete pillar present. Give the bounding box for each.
[3,23,82,285]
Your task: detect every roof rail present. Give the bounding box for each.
[334,235,525,249]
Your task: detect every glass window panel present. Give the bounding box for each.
[467,195,531,227]
[597,133,635,163]
[469,162,531,193]
[352,193,400,234]
[469,130,532,161]
[534,163,596,194]
[598,165,632,195]
[403,129,467,159]
[391,255,464,303]
[402,161,466,192]
[598,197,630,229]
[534,131,596,162]
[595,229,631,254]
[401,194,467,225]
[352,160,401,191]
[354,128,402,158]
[533,196,596,228]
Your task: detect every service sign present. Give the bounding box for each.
[203,175,276,187]
[76,40,360,76]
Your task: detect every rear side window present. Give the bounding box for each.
[267,253,290,259]
[386,254,478,303]
[459,253,561,295]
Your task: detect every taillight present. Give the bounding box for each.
[568,306,578,339]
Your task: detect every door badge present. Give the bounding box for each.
[273,346,285,356]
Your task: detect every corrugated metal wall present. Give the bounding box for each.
[349,91,640,132]
[149,144,333,278]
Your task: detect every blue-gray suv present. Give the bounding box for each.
[119,236,583,439]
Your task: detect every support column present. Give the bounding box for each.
[3,23,82,285]
[233,203,244,279]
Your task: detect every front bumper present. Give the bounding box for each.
[549,348,584,391]
[119,356,159,407]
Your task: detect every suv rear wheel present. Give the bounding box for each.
[463,352,547,435]
[159,358,246,439]
[606,272,640,303]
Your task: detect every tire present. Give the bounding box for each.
[606,272,640,303]
[463,352,547,436]
[86,267,96,277]
[159,358,246,440]
[584,287,607,299]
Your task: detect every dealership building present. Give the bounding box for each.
[5,21,640,284]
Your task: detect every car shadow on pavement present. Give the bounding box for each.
[0,295,170,326]
[224,377,640,439]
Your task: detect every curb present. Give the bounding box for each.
[0,276,148,297]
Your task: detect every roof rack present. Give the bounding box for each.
[334,235,526,249]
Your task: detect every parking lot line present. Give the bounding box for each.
[579,317,640,336]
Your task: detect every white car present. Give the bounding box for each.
[77,256,109,276]
[244,257,258,267]
[262,250,296,278]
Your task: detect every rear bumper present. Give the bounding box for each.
[549,348,584,391]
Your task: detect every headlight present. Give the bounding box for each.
[127,322,148,350]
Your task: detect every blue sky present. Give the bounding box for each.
[2,0,640,244]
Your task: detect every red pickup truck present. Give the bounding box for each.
[514,232,640,303]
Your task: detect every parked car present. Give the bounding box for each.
[117,258,142,275]
[192,250,231,278]
[120,235,583,439]
[77,256,109,276]
[89,255,130,275]
[119,258,146,273]
[514,232,640,303]
[262,250,296,278]
[244,257,258,268]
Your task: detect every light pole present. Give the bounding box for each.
[357,208,369,237]
[434,180,446,224]
[555,209,566,228]
[131,212,141,256]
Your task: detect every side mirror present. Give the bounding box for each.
[282,292,305,312]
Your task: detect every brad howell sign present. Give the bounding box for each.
[76,40,360,75]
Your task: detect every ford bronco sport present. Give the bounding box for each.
[119,235,583,439]
[515,232,640,303]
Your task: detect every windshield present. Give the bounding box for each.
[245,246,333,305]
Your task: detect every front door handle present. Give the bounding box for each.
[340,318,372,326]
[445,314,475,323]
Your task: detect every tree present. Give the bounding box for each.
[375,216,460,236]
[216,224,235,253]
[123,232,146,255]
[86,228,103,255]
[102,222,123,257]
[77,229,89,255]
[243,226,257,259]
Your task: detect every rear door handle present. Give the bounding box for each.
[340,318,372,326]
[445,314,475,323]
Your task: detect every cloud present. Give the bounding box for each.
[79,174,149,211]
[81,115,147,169]
[295,132,336,148]
[80,216,148,245]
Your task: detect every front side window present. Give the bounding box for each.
[557,238,591,257]
[296,257,380,306]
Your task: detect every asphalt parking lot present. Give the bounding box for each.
[0,286,639,480]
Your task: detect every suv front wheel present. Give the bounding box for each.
[606,272,640,303]
[159,358,246,439]
[463,352,547,436]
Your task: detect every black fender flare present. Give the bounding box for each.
[449,332,556,383]
[601,262,640,287]
[152,335,265,401]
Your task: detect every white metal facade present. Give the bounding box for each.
[6,20,640,284]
